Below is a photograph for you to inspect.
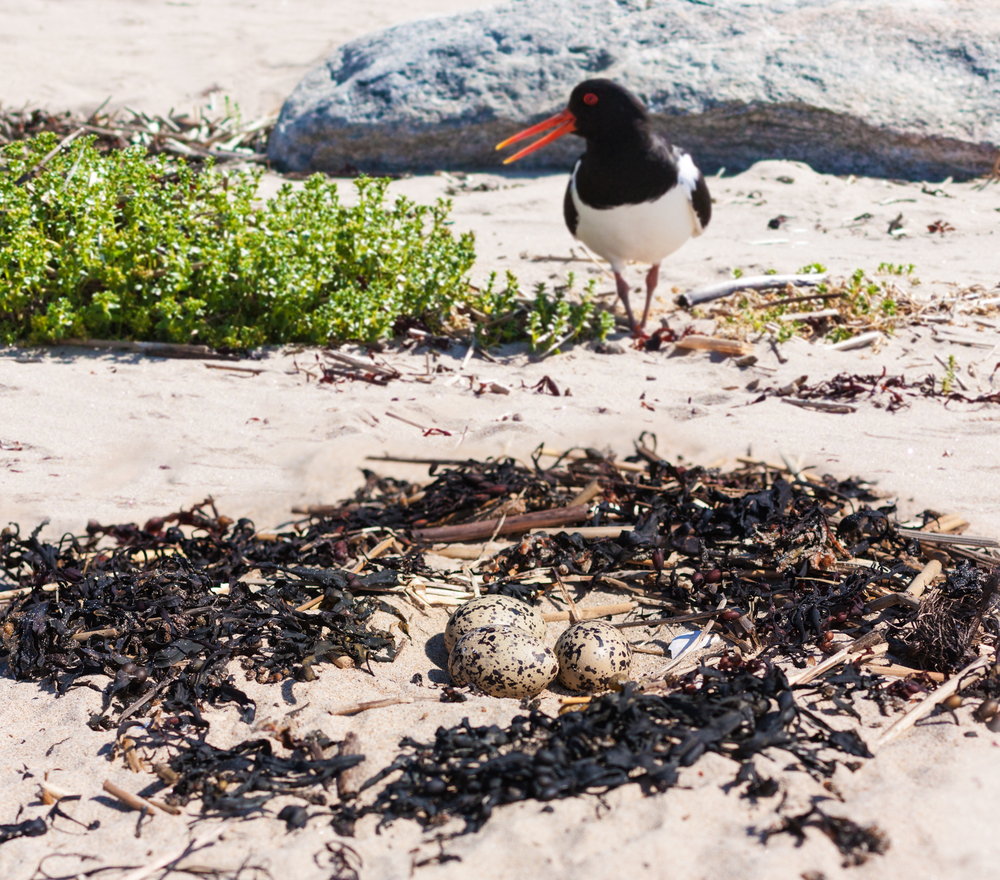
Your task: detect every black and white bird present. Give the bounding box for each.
[496,79,711,336]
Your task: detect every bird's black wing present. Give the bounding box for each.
[563,169,580,236]
[690,170,712,230]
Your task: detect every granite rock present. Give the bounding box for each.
[268,0,1000,180]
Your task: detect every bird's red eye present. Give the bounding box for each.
[583,93,598,105]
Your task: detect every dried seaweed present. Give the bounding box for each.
[334,665,872,834]
[0,500,403,714]
[154,733,364,817]
[759,370,1000,412]
[2,442,998,857]
[0,105,270,169]
[762,805,889,866]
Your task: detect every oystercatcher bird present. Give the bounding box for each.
[496,79,711,335]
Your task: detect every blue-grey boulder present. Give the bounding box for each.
[268,0,1000,180]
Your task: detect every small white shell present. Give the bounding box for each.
[554,620,633,692]
[444,595,547,653]
[449,625,558,699]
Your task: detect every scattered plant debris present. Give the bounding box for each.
[334,668,871,835]
[754,369,1000,412]
[2,442,998,864]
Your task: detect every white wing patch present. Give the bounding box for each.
[676,151,700,195]
[675,150,705,237]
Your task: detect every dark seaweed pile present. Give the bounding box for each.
[156,732,363,817]
[1,444,997,857]
[336,664,872,835]
[0,500,405,723]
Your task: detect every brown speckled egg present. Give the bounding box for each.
[448,625,558,698]
[555,620,632,692]
[444,595,547,653]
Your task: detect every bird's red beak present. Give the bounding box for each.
[496,108,576,164]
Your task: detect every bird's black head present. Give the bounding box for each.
[566,80,650,143]
[496,79,652,164]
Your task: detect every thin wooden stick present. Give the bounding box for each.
[102,779,181,815]
[673,335,753,357]
[786,631,888,687]
[530,524,632,538]
[71,627,119,642]
[861,662,945,682]
[873,655,992,751]
[867,592,921,612]
[613,610,720,629]
[117,823,228,880]
[542,601,634,622]
[906,559,942,598]
[39,780,78,805]
[0,583,58,601]
[569,480,603,507]
[328,694,438,716]
[678,273,829,307]
[553,568,581,624]
[411,503,589,543]
[429,542,511,559]
[536,447,646,474]
[897,528,998,548]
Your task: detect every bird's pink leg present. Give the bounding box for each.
[614,272,639,335]
[640,263,661,330]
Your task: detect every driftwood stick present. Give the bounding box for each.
[678,273,829,307]
[542,601,634,622]
[787,633,888,687]
[896,528,998,548]
[117,823,228,880]
[536,447,646,474]
[868,592,921,612]
[102,779,180,815]
[411,504,589,543]
[71,627,119,642]
[530,525,632,538]
[429,542,511,560]
[543,602,637,623]
[324,351,399,378]
[873,655,993,751]
[569,480,603,507]
[15,127,86,185]
[553,568,581,624]
[862,662,945,682]
[0,583,59,601]
[336,732,366,800]
[328,694,439,716]
[39,780,78,805]
[613,610,721,629]
[673,335,753,357]
[905,559,942,598]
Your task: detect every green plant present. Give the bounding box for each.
[798,262,827,274]
[941,354,957,394]
[732,267,744,279]
[1,133,479,348]
[472,272,612,352]
[877,262,915,276]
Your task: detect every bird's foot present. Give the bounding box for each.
[630,326,651,348]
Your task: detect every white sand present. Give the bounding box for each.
[2,3,1000,879]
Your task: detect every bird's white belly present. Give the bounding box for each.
[571,183,699,272]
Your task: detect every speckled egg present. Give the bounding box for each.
[444,595,547,653]
[448,625,558,698]
[554,620,633,692]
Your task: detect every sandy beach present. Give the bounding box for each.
[2,2,1000,879]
